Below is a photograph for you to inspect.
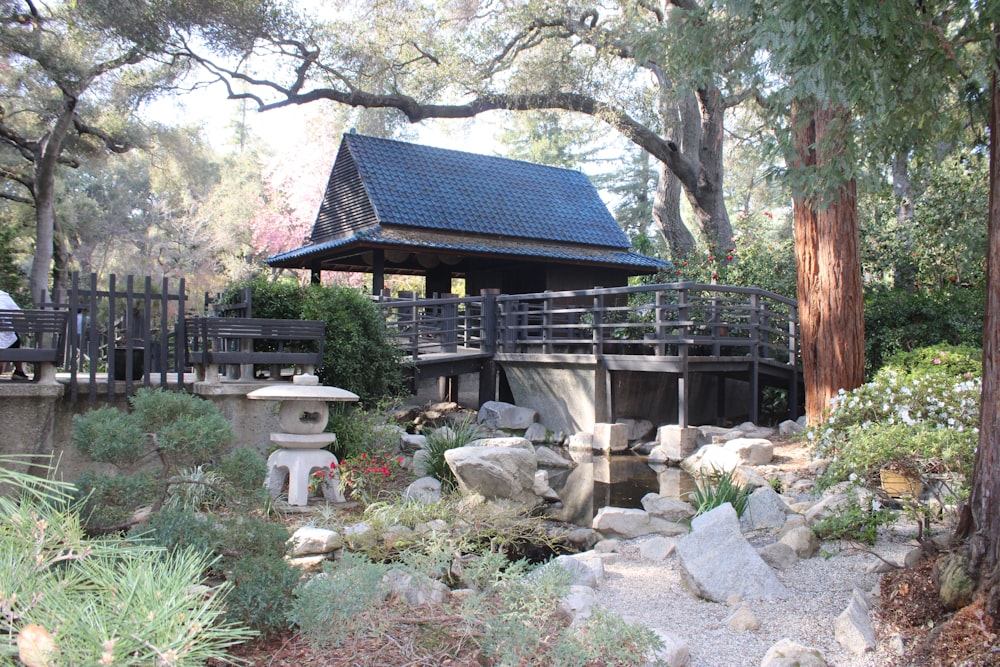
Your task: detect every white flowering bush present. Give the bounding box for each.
[809,345,980,494]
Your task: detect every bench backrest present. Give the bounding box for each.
[0,309,68,361]
[186,317,325,359]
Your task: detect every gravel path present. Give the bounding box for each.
[593,531,916,667]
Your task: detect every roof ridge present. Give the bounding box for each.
[342,132,587,176]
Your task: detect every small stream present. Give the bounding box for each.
[543,450,697,527]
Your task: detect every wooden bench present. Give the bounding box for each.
[0,309,68,383]
[186,317,325,384]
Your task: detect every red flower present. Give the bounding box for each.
[712,273,719,280]
[726,254,733,261]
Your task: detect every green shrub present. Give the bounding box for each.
[72,405,147,466]
[214,446,269,498]
[809,344,979,493]
[72,389,237,533]
[220,277,405,405]
[302,283,405,403]
[225,555,303,637]
[422,417,482,491]
[812,496,897,546]
[140,509,291,565]
[864,287,984,376]
[326,401,400,461]
[164,465,223,511]
[290,552,390,646]
[130,388,235,465]
[222,274,305,320]
[688,468,752,517]
[137,505,220,559]
[75,470,159,530]
[0,455,253,665]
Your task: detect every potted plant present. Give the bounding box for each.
[879,457,923,499]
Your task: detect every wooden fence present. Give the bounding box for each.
[42,273,189,402]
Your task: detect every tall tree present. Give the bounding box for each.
[0,0,190,301]
[966,10,1000,620]
[170,0,765,259]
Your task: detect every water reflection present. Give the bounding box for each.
[544,450,697,527]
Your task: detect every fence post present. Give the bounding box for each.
[592,292,603,355]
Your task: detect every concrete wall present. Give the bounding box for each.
[497,354,607,434]
[1,379,284,483]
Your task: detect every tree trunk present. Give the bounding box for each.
[891,152,917,290]
[791,104,866,423]
[29,96,77,304]
[653,161,696,258]
[688,86,735,254]
[967,35,1000,619]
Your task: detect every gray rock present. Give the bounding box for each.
[445,445,538,505]
[477,401,538,430]
[594,538,622,553]
[400,432,428,453]
[778,419,804,436]
[639,536,677,561]
[740,486,791,532]
[524,422,549,443]
[724,438,774,466]
[681,444,741,476]
[534,445,574,468]
[466,436,534,450]
[593,422,630,452]
[641,493,697,522]
[757,542,799,570]
[568,432,595,450]
[617,418,655,441]
[656,425,700,461]
[289,526,342,556]
[403,476,442,503]
[779,526,820,559]
[556,585,596,624]
[760,639,828,667]
[383,569,450,606]
[675,504,789,602]
[532,469,561,501]
[726,604,761,632]
[551,553,605,588]
[834,588,877,655]
[644,630,690,667]
[593,507,688,539]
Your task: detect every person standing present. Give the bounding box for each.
[0,290,28,379]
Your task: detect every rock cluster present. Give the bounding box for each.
[307,399,890,665]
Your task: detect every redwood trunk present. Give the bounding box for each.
[968,36,1000,618]
[791,105,866,423]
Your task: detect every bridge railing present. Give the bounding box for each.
[377,291,492,362]
[496,282,798,364]
[377,282,799,366]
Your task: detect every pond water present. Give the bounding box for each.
[543,450,697,527]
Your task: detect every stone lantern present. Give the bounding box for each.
[247,374,359,506]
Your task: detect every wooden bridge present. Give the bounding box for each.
[378,282,802,432]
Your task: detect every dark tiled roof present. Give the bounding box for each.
[313,134,632,249]
[268,227,667,271]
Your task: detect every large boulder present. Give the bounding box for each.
[641,493,697,522]
[477,401,538,430]
[444,444,539,505]
[675,504,789,602]
[740,486,792,532]
[593,507,689,539]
